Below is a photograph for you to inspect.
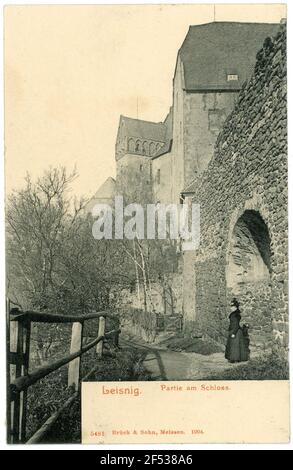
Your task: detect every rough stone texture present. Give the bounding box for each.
[183,91,238,179]
[152,152,174,203]
[111,23,282,208]
[152,62,239,204]
[117,273,183,317]
[186,27,287,355]
[116,153,153,204]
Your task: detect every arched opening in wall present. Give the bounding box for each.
[128,138,135,152]
[135,140,142,153]
[226,210,273,353]
[149,142,156,155]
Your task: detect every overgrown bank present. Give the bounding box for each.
[27,346,150,444]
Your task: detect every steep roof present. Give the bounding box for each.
[84,177,116,214]
[121,115,167,142]
[179,21,281,91]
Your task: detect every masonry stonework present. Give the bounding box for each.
[187,27,287,355]
[183,91,238,179]
[90,22,287,355]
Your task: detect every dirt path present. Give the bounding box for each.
[121,334,242,381]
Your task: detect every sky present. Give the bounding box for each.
[5,4,286,200]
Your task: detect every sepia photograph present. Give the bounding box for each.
[4,3,288,445]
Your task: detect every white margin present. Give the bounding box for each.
[0,0,292,451]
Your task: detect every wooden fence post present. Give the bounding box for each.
[6,299,11,443]
[114,330,119,348]
[68,322,83,391]
[8,314,31,444]
[96,316,105,358]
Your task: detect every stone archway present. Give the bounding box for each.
[226,210,273,353]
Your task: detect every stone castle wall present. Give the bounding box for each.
[183,91,238,180]
[187,26,287,354]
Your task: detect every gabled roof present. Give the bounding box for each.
[121,115,167,142]
[85,177,116,214]
[179,21,281,91]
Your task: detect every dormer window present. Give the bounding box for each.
[227,74,239,81]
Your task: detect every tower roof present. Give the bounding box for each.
[120,115,167,142]
[179,21,281,91]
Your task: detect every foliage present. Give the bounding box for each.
[26,366,75,441]
[6,168,133,361]
[30,323,72,366]
[116,162,179,315]
[120,307,157,342]
[30,347,151,444]
[6,167,132,315]
[201,353,289,381]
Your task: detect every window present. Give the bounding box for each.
[140,164,143,172]
[208,109,226,132]
[128,138,135,152]
[149,142,155,155]
[227,74,239,81]
[135,140,142,153]
[156,169,161,184]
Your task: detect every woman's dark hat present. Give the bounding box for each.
[230,298,240,308]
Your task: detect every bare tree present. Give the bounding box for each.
[116,161,178,316]
[6,167,132,361]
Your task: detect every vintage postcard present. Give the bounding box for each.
[5,3,289,445]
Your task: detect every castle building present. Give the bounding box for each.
[114,22,280,205]
[92,21,287,355]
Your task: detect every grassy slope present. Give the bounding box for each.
[28,347,150,444]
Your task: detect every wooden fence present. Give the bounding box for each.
[6,300,120,444]
[156,313,183,333]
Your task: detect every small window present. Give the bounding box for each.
[149,142,155,155]
[142,141,148,155]
[128,138,135,152]
[135,140,142,152]
[156,169,161,184]
[227,74,238,81]
[140,164,143,172]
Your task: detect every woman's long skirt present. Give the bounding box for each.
[225,328,249,362]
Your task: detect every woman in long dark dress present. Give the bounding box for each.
[225,299,249,363]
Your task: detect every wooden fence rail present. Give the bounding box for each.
[7,301,120,444]
[10,310,114,323]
